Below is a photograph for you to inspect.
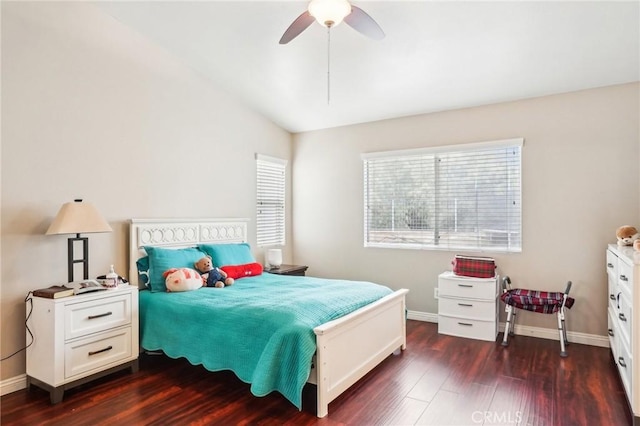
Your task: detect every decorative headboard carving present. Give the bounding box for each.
[129,218,249,288]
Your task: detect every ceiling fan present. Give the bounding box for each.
[279,0,385,44]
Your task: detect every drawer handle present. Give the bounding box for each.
[607,263,614,268]
[620,275,628,282]
[457,322,473,327]
[610,294,616,300]
[619,357,627,368]
[458,284,474,288]
[88,345,113,356]
[608,329,614,336]
[619,313,627,322]
[458,303,474,307]
[88,311,113,320]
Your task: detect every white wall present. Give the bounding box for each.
[0,2,291,380]
[292,83,640,337]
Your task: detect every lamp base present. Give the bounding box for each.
[68,235,89,283]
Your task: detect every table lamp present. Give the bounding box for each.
[267,248,283,269]
[46,199,112,282]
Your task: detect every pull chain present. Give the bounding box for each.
[327,26,331,105]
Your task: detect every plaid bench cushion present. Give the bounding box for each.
[500,288,575,314]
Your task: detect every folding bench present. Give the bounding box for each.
[500,276,575,357]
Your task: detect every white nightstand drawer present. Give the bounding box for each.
[65,293,132,340]
[65,327,132,379]
[438,297,496,321]
[438,315,497,342]
[438,272,497,300]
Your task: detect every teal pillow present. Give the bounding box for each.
[136,256,150,288]
[197,243,255,266]
[144,246,206,292]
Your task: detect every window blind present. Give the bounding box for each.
[256,154,287,247]
[363,139,522,252]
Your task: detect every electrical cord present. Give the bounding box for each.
[0,292,34,361]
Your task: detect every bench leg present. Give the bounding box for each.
[557,309,568,357]
[502,305,514,346]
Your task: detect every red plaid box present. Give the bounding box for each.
[452,255,496,278]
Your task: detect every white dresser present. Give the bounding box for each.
[26,285,139,403]
[438,271,499,341]
[607,244,640,424]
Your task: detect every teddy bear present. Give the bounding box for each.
[163,268,203,292]
[194,255,234,288]
[616,225,639,246]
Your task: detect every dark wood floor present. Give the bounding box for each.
[1,321,631,425]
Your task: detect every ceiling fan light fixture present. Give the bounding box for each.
[308,0,351,28]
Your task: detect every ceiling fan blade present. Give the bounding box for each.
[279,11,315,44]
[344,5,385,40]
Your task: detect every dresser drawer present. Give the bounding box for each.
[65,293,132,340]
[608,307,618,361]
[438,297,496,321]
[608,275,618,312]
[617,290,632,348]
[65,327,132,379]
[617,337,632,399]
[618,260,633,297]
[438,315,497,342]
[606,249,618,281]
[438,272,497,300]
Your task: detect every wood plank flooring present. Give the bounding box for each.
[1,321,631,425]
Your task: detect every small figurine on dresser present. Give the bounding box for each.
[616,225,639,246]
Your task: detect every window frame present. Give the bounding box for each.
[362,138,523,253]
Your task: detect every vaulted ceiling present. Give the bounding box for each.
[96,1,640,133]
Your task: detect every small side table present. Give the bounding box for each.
[266,264,308,276]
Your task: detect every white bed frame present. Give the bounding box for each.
[129,218,408,417]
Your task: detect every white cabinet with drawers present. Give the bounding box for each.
[437,271,499,341]
[606,244,640,424]
[26,285,139,403]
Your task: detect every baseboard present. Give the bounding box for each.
[1,374,26,396]
[408,311,610,348]
[407,310,438,323]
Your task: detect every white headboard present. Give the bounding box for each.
[129,218,249,288]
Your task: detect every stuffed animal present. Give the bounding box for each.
[163,268,203,292]
[194,255,234,288]
[617,226,640,246]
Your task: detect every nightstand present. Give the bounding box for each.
[26,285,139,404]
[266,264,309,276]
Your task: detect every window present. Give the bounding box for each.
[363,138,522,253]
[256,154,287,247]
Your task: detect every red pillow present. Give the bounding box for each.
[221,262,263,280]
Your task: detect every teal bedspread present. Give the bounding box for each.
[139,273,392,409]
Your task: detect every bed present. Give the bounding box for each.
[129,218,408,417]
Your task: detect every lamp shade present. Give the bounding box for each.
[46,199,112,235]
[308,0,351,27]
[267,249,283,268]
